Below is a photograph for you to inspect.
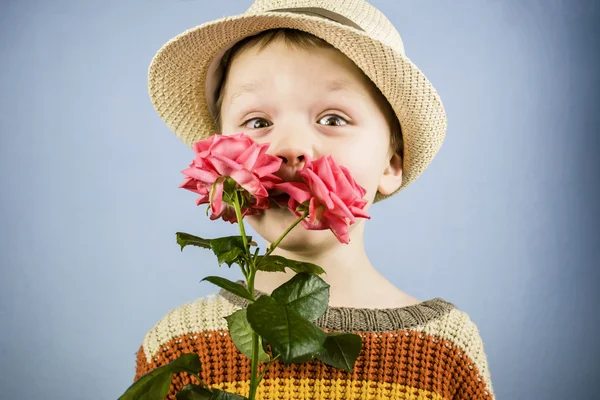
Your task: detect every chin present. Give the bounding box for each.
[247,208,337,253]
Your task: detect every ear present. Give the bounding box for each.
[377,150,403,195]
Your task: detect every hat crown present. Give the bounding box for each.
[244,0,405,55]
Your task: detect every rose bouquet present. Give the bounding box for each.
[119,133,371,400]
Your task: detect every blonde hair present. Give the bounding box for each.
[213,28,403,158]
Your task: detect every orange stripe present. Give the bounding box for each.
[135,329,492,399]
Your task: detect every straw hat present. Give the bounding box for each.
[148,0,447,202]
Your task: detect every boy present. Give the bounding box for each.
[135,1,495,399]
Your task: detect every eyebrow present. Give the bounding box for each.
[228,78,369,106]
[228,80,263,106]
[325,79,367,99]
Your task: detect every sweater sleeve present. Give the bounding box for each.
[133,341,152,383]
[130,331,208,399]
[129,295,235,395]
[133,324,168,383]
[452,314,495,400]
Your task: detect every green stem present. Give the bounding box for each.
[248,331,260,399]
[246,255,259,398]
[191,373,209,388]
[232,192,249,254]
[232,192,253,281]
[231,193,308,399]
[231,190,260,400]
[261,209,309,262]
[256,354,280,383]
[247,209,308,397]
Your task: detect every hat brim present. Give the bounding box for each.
[148,11,447,201]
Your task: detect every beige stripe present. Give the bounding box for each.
[142,294,240,362]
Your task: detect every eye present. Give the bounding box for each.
[241,117,272,129]
[318,114,349,126]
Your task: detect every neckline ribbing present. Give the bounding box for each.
[218,280,456,332]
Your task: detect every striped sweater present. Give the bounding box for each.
[134,282,495,399]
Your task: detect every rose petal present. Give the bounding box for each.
[276,182,312,203]
[287,197,303,217]
[178,176,198,191]
[252,195,271,210]
[209,153,243,176]
[306,197,327,229]
[209,134,250,159]
[230,169,268,198]
[315,156,336,192]
[303,168,334,209]
[236,142,262,170]
[331,162,355,200]
[326,214,350,244]
[329,191,355,223]
[220,205,239,223]
[180,166,219,184]
[349,205,371,219]
[210,179,225,217]
[341,165,367,198]
[254,153,283,177]
[193,135,217,154]
[195,195,209,206]
[261,174,284,190]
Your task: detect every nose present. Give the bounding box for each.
[275,148,309,182]
[264,118,317,181]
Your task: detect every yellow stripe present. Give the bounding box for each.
[211,378,446,400]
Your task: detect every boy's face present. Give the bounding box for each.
[219,38,402,251]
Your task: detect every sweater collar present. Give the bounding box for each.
[218,280,456,332]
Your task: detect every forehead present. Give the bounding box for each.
[223,40,376,101]
[227,77,371,108]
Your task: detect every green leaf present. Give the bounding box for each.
[176,384,213,400]
[167,350,202,374]
[255,255,325,275]
[271,273,330,321]
[210,236,251,267]
[177,384,248,400]
[314,332,363,373]
[211,390,249,400]
[118,353,202,400]
[246,295,326,364]
[176,232,212,252]
[224,309,270,363]
[254,256,285,272]
[175,234,252,267]
[201,277,254,301]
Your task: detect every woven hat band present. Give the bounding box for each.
[265,8,365,31]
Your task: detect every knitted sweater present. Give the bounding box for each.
[133,282,495,400]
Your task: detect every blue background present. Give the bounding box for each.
[1,0,598,398]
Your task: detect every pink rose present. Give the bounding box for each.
[179,133,283,223]
[275,155,370,244]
